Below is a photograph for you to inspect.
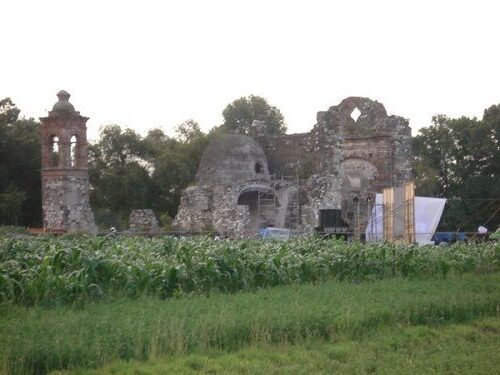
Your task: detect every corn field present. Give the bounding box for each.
[0,236,498,306]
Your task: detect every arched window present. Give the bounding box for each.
[50,136,59,167]
[255,162,263,174]
[70,135,77,167]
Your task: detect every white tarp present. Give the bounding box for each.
[365,194,446,246]
[259,227,291,240]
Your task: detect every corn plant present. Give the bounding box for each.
[0,236,498,306]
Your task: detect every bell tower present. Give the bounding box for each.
[40,90,97,234]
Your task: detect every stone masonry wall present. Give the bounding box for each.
[173,184,252,237]
[42,173,97,234]
[129,209,159,233]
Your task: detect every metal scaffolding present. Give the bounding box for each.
[255,174,301,230]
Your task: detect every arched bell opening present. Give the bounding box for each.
[70,135,78,167]
[49,135,59,167]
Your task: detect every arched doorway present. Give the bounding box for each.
[339,158,379,237]
[238,187,277,233]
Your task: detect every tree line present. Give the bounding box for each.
[413,107,500,231]
[0,95,498,232]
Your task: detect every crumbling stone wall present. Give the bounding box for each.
[175,184,257,237]
[299,175,342,232]
[174,134,270,237]
[259,97,411,232]
[129,209,159,233]
[41,173,96,233]
[258,133,312,177]
[314,97,411,231]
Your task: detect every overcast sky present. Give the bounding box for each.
[2,0,499,140]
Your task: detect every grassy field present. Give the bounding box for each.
[1,237,499,373]
[1,273,499,374]
[56,317,500,374]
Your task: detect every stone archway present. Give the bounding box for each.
[339,158,379,232]
[237,186,277,233]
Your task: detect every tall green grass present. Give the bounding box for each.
[1,273,499,374]
[58,317,500,375]
[1,236,498,306]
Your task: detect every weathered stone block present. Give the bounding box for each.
[129,209,159,233]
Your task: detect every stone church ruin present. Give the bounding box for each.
[174,97,412,237]
[38,93,411,237]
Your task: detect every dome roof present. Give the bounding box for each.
[196,134,270,185]
[50,90,76,115]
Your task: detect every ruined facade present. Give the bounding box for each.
[174,97,412,237]
[40,91,97,234]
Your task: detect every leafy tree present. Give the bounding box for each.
[0,98,20,127]
[90,125,146,168]
[174,120,210,175]
[0,98,21,193]
[175,119,203,144]
[144,122,210,219]
[413,108,500,232]
[0,184,27,225]
[0,98,41,226]
[150,147,193,218]
[89,122,210,228]
[412,115,454,197]
[89,125,153,229]
[221,95,286,137]
[482,104,500,176]
[142,128,170,160]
